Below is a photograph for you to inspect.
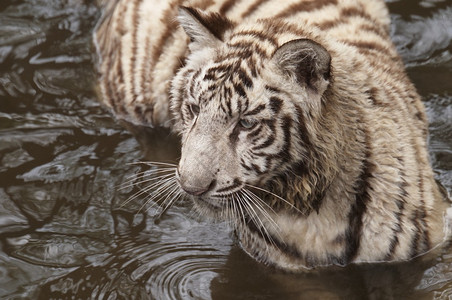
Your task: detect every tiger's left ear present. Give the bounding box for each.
[178,7,234,51]
[272,39,331,96]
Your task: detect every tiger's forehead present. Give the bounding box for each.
[189,57,268,120]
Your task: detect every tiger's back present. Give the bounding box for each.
[95,0,450,270]
[95,0,393,126]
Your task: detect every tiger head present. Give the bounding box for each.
[170,7,335,217]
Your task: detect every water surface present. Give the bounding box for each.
[0,0,451,299]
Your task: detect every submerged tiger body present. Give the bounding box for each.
[95,0,450,270]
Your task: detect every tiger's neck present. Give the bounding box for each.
[239,85,378,269]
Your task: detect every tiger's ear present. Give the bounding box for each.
[178,7,233,51]
[272,39,331,95]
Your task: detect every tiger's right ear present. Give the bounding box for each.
[178,7,233,51]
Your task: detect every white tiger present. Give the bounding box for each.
[94,0,450,271]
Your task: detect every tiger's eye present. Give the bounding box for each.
[239,119,255,129]
[190,104,200,116]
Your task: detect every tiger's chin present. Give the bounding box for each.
[188,188,266,224]
[189,194,235,221]
[192,196,225,211]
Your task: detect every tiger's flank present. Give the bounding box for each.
[94,0,451,271]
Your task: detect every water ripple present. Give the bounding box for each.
[392,6,452,66]
[29,236,231,299]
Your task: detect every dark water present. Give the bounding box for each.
[0,0,451,299]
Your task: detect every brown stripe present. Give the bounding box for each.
[410,170,431,257]
[219,0,237,15]
[343,123,374,264]
[247,56,258,78]
[216,178,242,193]
[316,19,340,30]
[247,123,265,140]
[107,0,129,114]
[250,163,263,174]
[129,0,141,104]
[278,115,293,163]
[344,40,392,57]
[416,166,430,255]
[233,82,247,100]
[259,19,310,41]
[269,97,283,114]
[409,208,422,258]
[340,5,371,20]
[241,159,253,171]
[252,133,275,151]
[240,0,271,18]
[245,104,266,116]
[316,5,378,32]
[111,45,126,114]
[384,172,408,260]
[227,41,268,58]
[245,215,336,267]
[389,82,420,125]
[360,49,400,70]
[236,68,253,89]
[265,85,281,94]
[231,30,278,47]
[183,6,235,41]
[221,88,232,117]
[359,23,389,39]
[173,68,192,124]
[294,104,313,151]
[140,29,152,104]
[113,1,128,35]
[274,0,337,19]
[195,0,216,10]
[245,216,302,258]
[189,69,202,99]
[149,1,179,72]
[365,87,394,109]
[133,104,147,123]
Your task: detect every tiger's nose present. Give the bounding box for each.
[179,180,216,196]
[177,169,216,196]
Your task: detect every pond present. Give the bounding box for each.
[0,0,451,299]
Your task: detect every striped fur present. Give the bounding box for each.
[95,0,450,270]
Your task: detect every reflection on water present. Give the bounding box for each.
[0,0,451,299]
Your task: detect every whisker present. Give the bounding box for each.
[127,161,178,168]
[242,188,278,215]
[237,191,275,250]
[122,175,174,202]
[119,177,173,194]
[137,177,178,214]
[241,189,283,248]
[228,194,235,226]
[115,173,174,190]
[121,174,175,208]
[120,167,176,185]
[154,185,183,219]
[242,189,281,235]
[147,177,179,201]
[123,167,171,180]
[188,204,200,221]
[119,171,175,190]
[228,195,235,227]
[245,184,303,214]
[159,183,183,210]
[233,193,247,228]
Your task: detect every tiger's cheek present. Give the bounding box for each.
[236,124,275,183]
